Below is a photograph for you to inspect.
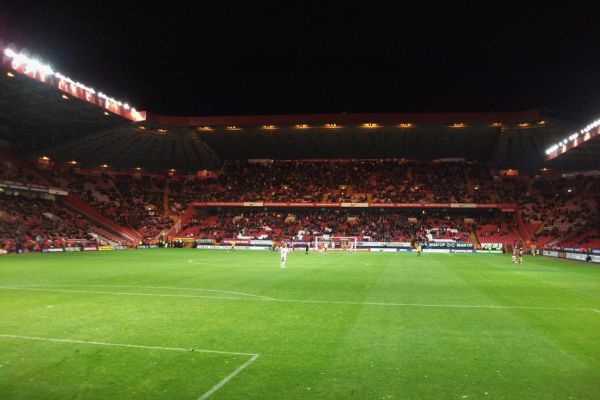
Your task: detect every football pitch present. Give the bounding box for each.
[1,250,600,399]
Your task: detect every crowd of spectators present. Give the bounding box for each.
[50,171,171,241]
[179,208,474,243]
[1,158,50,187]
[530,177,599,246]
[0,193,97,253]
[165,160,489,204]
[2,157,599,250]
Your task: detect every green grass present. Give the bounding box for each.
[1,249,600,399]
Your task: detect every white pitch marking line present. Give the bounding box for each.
[292,260,371,266]
[0,334,260,399]
[0,287,263,302]
[26,284,274,300]
[0,286,594,312]
[593,309,600,314]
[197,353,260,400]
[188,258,371,267]
[271,298,595,312]
[0,333,256,356]
[187,259,224,266]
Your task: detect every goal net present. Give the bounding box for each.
[314,236,358,252]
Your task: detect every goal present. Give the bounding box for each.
[314,236,358,252]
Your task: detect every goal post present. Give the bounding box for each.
[314,236,358,252]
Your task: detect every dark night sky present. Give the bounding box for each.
[1,2,599,120]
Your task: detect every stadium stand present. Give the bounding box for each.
[1,48,599,253]
[0,193,98,252]
[179,209,473,244]
[2,153,599,252]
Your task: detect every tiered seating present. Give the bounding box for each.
[475,223,520,245]
[2,157,599,250]
[0,150,53,186]
[531,234,554,247]
[137,215,173,241]
[0,194,98,252]
[55,171,166,236]
[532,175,596,236]
[581,237,600,249]
[415,216,472,243]
[180,209,477,243]
[89,226,126,245]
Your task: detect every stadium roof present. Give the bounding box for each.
[545,117,600,171]
[146,110,543,127]
[0,66,127,148]
[0,47,587,173]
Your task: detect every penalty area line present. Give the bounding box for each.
[0,333,256,356]
[0,286,272,302]
[0,334,259,400]
[197,353,260,400]
[26,284,274,300]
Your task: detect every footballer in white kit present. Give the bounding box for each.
[280,244,290,268]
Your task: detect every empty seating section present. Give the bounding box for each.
[476,224,521,245]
